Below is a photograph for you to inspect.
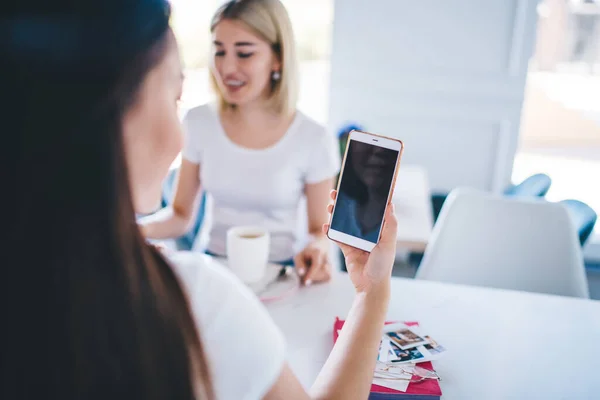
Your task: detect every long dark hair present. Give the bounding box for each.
[1,2,212,399]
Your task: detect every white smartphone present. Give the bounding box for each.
[327,130,403,252]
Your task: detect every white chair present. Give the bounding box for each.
[415,188,589,298]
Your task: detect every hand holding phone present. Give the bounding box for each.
[323,190,398,293]
[326,130,403,252]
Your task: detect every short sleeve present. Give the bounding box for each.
[181,110,203,164]
[305,131,341,184]
[169,253,285,400]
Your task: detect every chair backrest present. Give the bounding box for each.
[560,199,598,247]
[428,173,551,225]
[504,173,552,198]
[415,188,589,298]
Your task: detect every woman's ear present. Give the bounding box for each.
[271,49,282,73]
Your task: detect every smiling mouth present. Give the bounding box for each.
[225,79,246,90]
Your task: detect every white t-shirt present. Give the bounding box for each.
[170,251,285,400]
[182,103,340,262]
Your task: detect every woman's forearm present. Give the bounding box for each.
[310,283,390,400]
[138,206,194,239]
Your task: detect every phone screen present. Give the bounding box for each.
[330,139,399,244]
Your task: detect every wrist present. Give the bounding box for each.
[308,232,329,248]
[354,285,390,317]
[309,230,327,241]
[358,281,390,303]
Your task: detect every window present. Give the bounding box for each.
[515,0,600,259]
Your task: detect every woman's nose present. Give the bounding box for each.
[219,53,238,76]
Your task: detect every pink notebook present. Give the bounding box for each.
[333,318,442,399]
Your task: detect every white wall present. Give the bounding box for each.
[328,0,540,193]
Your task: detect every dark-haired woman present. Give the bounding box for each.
[2,1,398,399]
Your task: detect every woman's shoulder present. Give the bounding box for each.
[167,251,278,332]
[168,251,243,297]
[294,110,327,139]
[183,103,218,125]
[167,251,286,399]
[181,103,220,152]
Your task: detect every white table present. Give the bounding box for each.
[393,165,433,252]
[263,271,600,399]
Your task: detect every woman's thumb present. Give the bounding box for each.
[379,204,398,246]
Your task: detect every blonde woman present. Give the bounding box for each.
[141,0,339,284]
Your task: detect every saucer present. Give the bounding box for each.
[246,263,300,302]
[212,257,300,302]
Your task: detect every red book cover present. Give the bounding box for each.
[333,318,442,399]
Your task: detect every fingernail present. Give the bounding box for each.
[298,268,305,276]
[305,279,312,286]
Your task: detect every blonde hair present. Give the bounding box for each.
[210,0,298,116]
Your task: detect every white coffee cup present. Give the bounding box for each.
[226,226,270,284]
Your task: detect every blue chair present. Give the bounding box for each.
[431,173,552,224]
[560,199,597,247]
[505,173,552,198]
[161,168,206,251]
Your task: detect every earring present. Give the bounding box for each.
[272,71,281,81]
